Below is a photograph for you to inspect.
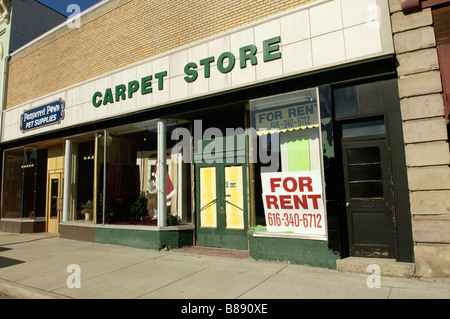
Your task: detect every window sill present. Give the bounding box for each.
[248,229,327,241]
[60,221,194,231]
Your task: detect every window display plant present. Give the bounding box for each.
[130,192,148,221]
[81,200,94,221]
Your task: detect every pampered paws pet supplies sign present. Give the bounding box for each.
[21,99,65,132]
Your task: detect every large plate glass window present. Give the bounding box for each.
[250,88,328,240]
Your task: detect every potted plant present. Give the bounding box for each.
[81,200,94,221]
[130,192,148,221]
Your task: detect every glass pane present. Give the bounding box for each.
[1,148,47,220]
[348,163,382,181]
[200,167,217,228]
[334,85,358,119]
[103,120,191,226]
[347,147,380,164]
[349,181,383,198]
[50,178,59,218]
[22,150,37,218]
[225,166,244,230]
[342,119,385,138]
[2,149,23,218]
[77,141,95,221]
[287,136,311,171]
[69,134,104,223]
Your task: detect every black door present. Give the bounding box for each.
[341,138,397,258]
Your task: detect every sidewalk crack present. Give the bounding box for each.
[134,266,210,299]
[235,264,289,299]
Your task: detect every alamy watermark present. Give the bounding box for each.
[366,4,381,29]
[66,4,81,29]
[170,120,280,172]
[66,264,81,289]
[366,264,381,289]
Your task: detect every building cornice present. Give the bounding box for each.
[0,0,11,25]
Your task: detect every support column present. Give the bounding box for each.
[63,138,72,222]
[157,120,167,227]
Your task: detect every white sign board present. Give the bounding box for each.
[253,101,319,136]
[261,171,327,239]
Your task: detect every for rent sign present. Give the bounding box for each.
[261,171,327,239]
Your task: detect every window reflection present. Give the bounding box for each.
[2,148,47,220]
[62,120,192,227]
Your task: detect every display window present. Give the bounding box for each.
[65,119,192,227]
[250,88,328,240]
[1,147,48,220]
[67,133,104,223]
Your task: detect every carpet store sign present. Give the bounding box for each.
[92,36,282,108]
[261,171,326,239]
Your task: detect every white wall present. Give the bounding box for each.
[2,0,394,143]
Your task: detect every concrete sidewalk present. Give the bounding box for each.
[1,232,450,300]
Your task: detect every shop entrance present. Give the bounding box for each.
[341,121,397,258]
[195,135,249,250]
[46,172,63,233]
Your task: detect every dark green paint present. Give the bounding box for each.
[200,56,215,78]
[184,62,198,83]
[240,44,258,68]
[95,227,193,250]
[115,84,126,102]
[141,75,153,95]
[217,52,236,74]
[248,231,339,269]
[103,88,114,105]
[263,36,281,62]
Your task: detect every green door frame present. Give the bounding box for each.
[195,136,249,250]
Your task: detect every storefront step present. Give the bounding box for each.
[60,223,194,250]
[0,219,46,233]
[336,257,415,278]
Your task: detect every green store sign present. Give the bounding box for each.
[92,36,282,108]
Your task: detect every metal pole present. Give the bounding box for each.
[103,130,107,225]
[157,120,167,227]
[63,139,72,222]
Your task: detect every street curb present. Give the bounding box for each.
[0,278,70,299]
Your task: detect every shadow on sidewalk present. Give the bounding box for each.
[0,255,24,269]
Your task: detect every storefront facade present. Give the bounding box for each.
[0,0,427,274]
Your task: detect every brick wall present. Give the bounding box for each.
[6,0,318,109]
[389,0,450,278]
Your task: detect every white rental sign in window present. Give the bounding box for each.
[251,88,327,240]
[261,171,326,238]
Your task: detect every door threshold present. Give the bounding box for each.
[173,246,250,259]
[336,257,415,278]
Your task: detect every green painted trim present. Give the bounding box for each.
[248,231,340,269]
[94,227,193,250]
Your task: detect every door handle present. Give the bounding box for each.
[346,202,351,208]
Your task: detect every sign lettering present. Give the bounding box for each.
[261,171,327,239]
[92,37,282,108]
[254,100,319,136]
[21,99,65,132]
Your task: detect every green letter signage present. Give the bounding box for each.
[263,36,281,62]
[217,52,236,74]
[93,37,282,107]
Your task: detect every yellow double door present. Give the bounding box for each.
[196,163,248,250]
